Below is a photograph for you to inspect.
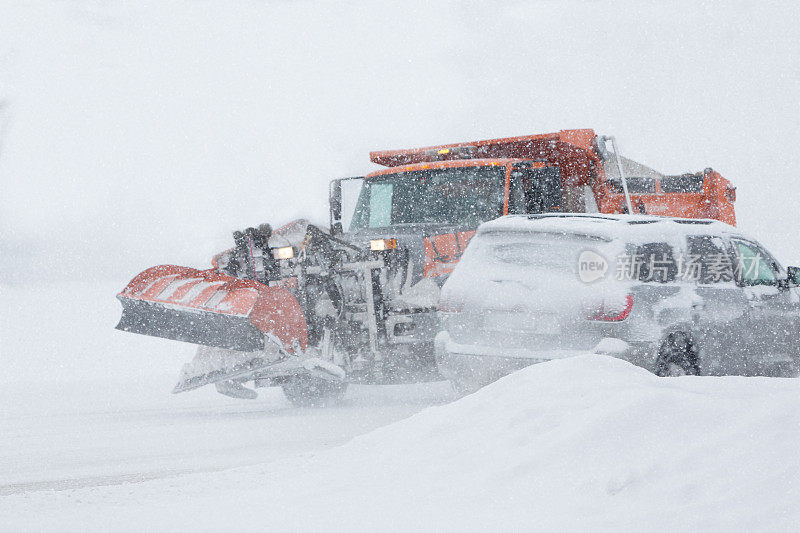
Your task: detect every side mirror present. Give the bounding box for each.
[329,179,342,234]
[786,266,800,288]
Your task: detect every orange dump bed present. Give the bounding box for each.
[370,129,736,227]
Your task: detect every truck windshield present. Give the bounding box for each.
[348,166,506,231]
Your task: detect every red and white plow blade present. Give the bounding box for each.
[115,265,308,353]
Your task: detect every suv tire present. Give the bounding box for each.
[655,332,700,377]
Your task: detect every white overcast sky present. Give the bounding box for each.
[0,1,798,282]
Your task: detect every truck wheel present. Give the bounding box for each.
[655,332,700,377]
[282,376,348,407]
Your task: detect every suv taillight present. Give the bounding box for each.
[587,294,634,322]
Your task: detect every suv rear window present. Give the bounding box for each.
[472,231,605,274]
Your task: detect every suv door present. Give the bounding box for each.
[684,235,748,375]
[729,238,796,373]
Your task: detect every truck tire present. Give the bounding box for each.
[282,376,348,407]
[655,331,700,376]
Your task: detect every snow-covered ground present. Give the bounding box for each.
[1,282,798,531]
[3,322,799,531]
[0,282,453,493]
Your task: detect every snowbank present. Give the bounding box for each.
[5,355,799,531]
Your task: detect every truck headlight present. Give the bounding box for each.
[370,238,397,251]
[273,246,295,260]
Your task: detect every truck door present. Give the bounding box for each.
[330,176,365,234]
[509,163,562,214]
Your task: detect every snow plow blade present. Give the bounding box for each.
[172,350,346,394]
[115,265,308,353]
[117,297,266,352]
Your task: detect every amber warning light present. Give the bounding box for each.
[370,238,398,251]
[423,145,477,160]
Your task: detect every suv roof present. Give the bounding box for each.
[477,213,740,242]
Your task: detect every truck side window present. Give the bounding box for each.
[368,183,393,228]
[661,174,704,193]
[607,177,656,194]
[732,240,778,286]
[509,166,562,214]
[686,236,734,283]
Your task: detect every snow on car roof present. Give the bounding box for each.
[477,213,742,244]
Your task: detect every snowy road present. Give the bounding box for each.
[4,283,800,532]
[0,282,453,494]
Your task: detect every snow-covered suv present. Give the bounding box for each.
[435,214,800,390]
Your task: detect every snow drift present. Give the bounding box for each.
[6,354,799,531]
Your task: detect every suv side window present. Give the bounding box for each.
[631,242,677,283]
[731,240,779,286]
[686,236,734,283]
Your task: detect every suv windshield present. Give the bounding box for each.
[349,166,506,231]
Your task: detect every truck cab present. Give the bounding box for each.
[332,158,564,278]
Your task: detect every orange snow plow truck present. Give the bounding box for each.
[116,129,736,404]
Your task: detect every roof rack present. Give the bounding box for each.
[526,213,616,221]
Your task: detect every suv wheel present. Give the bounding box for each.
[655,332,700,377]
